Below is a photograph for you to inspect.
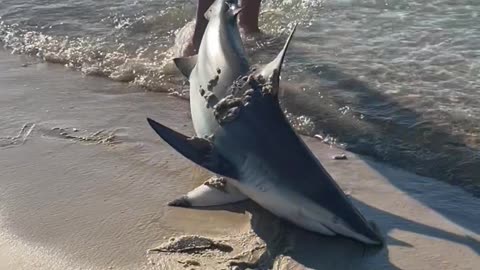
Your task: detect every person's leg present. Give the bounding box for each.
[182,0,261,56]
[183,0,214,56]
[238,0,261,34]
[193,0,215,51]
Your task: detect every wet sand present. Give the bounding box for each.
[0,51,479,270]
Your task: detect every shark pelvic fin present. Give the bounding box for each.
[147,118,237,179]
[173,55,197,78]
[258,23,298,97]
[168,176,247,207]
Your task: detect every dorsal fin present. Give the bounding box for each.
[173,55,198,78]
[146,118,237,179]
[258,24,297,96]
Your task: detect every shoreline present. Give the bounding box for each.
[0,51,479,269]
[2,19,479,198]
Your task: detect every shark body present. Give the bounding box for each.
[148,0,384,245]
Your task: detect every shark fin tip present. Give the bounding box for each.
[168,196,192,207]
[173,55,197,78]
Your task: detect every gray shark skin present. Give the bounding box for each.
[171,0,250,207]
[174,0,249,138]
[149,0,384,245]
[147,74,383,245]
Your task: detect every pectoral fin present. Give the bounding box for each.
[147,118,237,179]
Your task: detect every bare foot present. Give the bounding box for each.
[238,0,261,35]
[177,21,263,58]
[239,27,264,41]
[175,0,262,58]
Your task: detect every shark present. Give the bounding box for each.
[147,0,384,245]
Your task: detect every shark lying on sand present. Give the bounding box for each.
[147,0,384,245]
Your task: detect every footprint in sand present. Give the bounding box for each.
[0,123,35,148]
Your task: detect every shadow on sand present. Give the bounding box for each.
[278,62,480,236]
[199,182,479,270]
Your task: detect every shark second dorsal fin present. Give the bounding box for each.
[173,55,198,78]
[258,24,297,97]
[147,118,237,179]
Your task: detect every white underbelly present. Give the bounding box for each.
[232,178,379,244]
[189,77,218,137]
[233,179,337,236]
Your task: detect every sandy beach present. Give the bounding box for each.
[0,50,479,270]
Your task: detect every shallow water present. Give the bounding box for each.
[0,48,479,270]
[1,0,479,194]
